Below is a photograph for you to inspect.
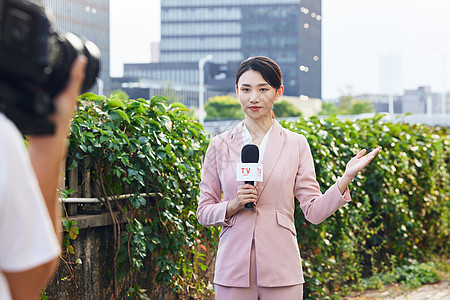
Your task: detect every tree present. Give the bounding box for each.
[350,99,375,114]
[204,97,303,120]
[273,100,302,118]
[340,95,374,115]
[319,96,375,116]
[204,96,244,120]
[338,95,353,115]
[163,84,181,104]
[109,89,130,101]
[319,101,339,115]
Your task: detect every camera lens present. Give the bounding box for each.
[81,38,101,92]
[0,0,102,135]
[45,31,101,97]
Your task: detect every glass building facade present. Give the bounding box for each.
[42,0,110,94]
[157,0,321,97]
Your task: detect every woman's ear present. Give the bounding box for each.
[235,85,239,96]
[275,85,284,101]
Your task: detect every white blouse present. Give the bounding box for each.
[242,121,275,162]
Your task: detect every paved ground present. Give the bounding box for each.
[345,281,450,299]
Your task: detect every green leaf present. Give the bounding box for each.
[117,132,130,145]
[169,102,188,112]
[155,103,166,114]
[150,95,167,106]
[67,245,75,255]
[107,98,125,109]
[79,92,101,100]
[110,109,130,123]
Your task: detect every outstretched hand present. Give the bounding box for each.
[344,147,382,179]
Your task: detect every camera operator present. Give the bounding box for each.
[0,56,86,300]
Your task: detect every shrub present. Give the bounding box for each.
[281,114,449,299]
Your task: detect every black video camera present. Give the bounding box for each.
[0,0,100,135]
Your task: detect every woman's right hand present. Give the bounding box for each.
[226,184,258,218]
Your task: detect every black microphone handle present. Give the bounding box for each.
[245,180,254,209]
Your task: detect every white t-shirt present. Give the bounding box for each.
[0,113,61,300]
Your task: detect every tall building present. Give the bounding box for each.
[379,54,402,95]
[42,0,110,94]
[122,0,322,100]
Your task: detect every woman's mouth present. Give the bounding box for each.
[249,106,261,111]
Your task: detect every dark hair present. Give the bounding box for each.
[235,56,282,89]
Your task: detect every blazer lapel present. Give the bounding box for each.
[224,120,285,198]
[225,120,245,169]
[257,121,285,197]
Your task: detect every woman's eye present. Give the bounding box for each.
[242,88,250,92]
[260,88,268,92]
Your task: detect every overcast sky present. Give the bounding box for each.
[110,0,450,100]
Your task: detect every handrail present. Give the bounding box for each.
[60,193,156,203]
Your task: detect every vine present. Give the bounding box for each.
[59,189,82,300]
[66,92,215,298]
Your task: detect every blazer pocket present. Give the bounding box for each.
[276,210,297,236]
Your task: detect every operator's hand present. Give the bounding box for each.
[50,55,87,137]
[27,56,87,229]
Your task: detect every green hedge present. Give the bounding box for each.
[65,93,449,299]
[281,115,449,299]
[66,93,215,298]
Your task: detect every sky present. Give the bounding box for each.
[110,0,450,100]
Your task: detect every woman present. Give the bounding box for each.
[197,56,381,299]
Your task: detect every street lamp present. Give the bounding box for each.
[440,51,446,116]
[198,55,213,125]
[435,48,447,116]
[96,77,104,96]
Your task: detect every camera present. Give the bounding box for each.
[0,0,100,135]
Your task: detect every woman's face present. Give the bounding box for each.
[235,69,284,121]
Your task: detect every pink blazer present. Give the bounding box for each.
[197,121,351,288]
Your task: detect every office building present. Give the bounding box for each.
[401,86,442,114]
[111,76,226,108]
[43,0,111,94]
[121,0,322,101]
[355,86,449,114]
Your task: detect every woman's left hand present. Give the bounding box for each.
[344,147,382,179]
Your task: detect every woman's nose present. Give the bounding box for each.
[249,92,260,103]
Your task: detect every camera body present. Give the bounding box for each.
[0,0,100,135]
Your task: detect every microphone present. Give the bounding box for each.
[241,144,259,209]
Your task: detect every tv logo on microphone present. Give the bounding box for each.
[236,163,263,182]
